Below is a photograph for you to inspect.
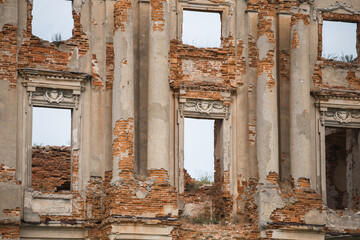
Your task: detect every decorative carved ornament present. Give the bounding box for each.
[313,1,360,21]
[44,90,64,103]
[20,68,90,110]
[27,88,80,110]
[179,99,230,119]
[320,108,360,126]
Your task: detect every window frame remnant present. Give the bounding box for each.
[316,99,360,209]
[324,126,360,210]
[175,97,231,194]
[182,10,222,48]
[31,106,72,192]
[184,117,215,184]
[319,13,360,63]
[18,69,89,218]
[31,0,74,42]
[177,3,230,48]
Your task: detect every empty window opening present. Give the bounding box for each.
[322,20,358,62]
[184,118,215,190]
[182,10,221,48]
[32,0,74,42]
[325,127,360,210]
[32,107,72,192]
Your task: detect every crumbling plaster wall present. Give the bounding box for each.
[2,0,360,239]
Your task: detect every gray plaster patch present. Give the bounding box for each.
[296,111,310,139]
[327,209,360,230]
[135,189,148,199]
[322,66,349,88]
[73,0,86,15]
[256,185,286,228]
[257,35,274,61]
[305,209,325,225]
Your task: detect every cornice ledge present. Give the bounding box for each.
[313,1,360,21]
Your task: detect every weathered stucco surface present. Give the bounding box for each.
[1,0,360,239]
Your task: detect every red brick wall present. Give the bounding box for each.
[18,1,89,71]
[31,146,71,192]
[0,24,17,87]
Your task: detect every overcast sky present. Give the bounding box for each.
[31,1,357,180]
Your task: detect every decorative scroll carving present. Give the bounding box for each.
[320,108,360,126]
[313,1,360,21]
[179,99,230,119]
[44,90,64,104]
[28,92,33,106]
[74,96,79,110]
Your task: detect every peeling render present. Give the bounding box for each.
[2,0,360,239]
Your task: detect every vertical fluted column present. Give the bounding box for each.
[289,5,311,186]
[112,0,135,182]
[147,0,170,171]
[256,2,279,184]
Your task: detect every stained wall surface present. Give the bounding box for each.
[1,0,360,239]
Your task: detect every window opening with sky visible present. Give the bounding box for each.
[32,0,74,42]
[322,20,358,62]
[182,10,221,48]
[184,118,214,183]
[32,107,71,147]
[32,107,72,192]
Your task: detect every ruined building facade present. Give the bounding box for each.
[2,0,360,239]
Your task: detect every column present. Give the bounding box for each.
[112,0,135,182]
[289,4,311,186]
[147,0,170,171]
[256,2,279,184]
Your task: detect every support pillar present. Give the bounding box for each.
[147,0,170,172]
[256,2,279,184]
[289,5,311,187]
[111,1,135,182]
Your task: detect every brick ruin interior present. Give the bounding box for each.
[3,0,360,239]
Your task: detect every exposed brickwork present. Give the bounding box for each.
[32,146,71,192]
[0,24,17,87]
[105,118,177,222]
[150,0,166,31]
[236,39,247,84]
[257,1,276,91]
[3,208,20,217]
[0,225,20,239]
[314,12,360,92]
[0,164,19,184]
[270,178,323,225]
[86,176,104,224]
[114,0,132,32]
[18,2,89,71]
[106,42,114,89]
[2,0,360,239]
[291,29,299,50]
[170,37,237,92]
[92,54,104,89]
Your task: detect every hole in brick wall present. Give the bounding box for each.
[32,107,72,192]
[184,118,214,190]
[32,0,74,42]
[325,127,360,210]
[322,20,358,62]
[182,10,221,48]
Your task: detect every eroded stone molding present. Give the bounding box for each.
[20,68,90,110]
[179,99,230,119]
[313,1,360,21]
[320,108,360,126]
[43,90,64,104]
